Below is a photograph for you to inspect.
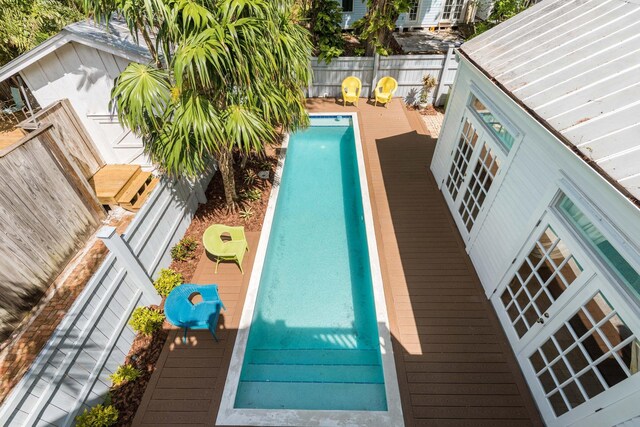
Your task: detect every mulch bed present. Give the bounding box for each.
[109,148,279,425]
[109,317,168,427]
[169,148,278,282]
[408,104,445,116]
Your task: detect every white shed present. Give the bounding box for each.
[431,0,640,426]
[0,20,151,166]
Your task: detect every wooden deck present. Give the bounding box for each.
[133,99,542,426]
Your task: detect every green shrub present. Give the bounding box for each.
[110,364,141,386]
[245,188,262,201]
[170,237,198,261]
[243,170,258,186]
[75,404,118,427]
[153,268,183,297]
[129,307,165,336]
[308,0,344,63]
[239,207,254,220]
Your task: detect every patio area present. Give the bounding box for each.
[132,99,543,426]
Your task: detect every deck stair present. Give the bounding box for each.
[235,348,387,410]
[88,164,158,212]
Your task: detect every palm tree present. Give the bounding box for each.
[84,0,312,207]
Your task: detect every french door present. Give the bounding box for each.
[441,0,466,23]
[491,215,640,426]
[443,115,502,239]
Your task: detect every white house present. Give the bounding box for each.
[0,20,151,166]
[431,0,640,426]
[340,0,484,29]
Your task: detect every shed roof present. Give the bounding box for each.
[460,0,640,201]
[0,19,150,83]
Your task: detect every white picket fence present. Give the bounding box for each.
[0,168,214,426]
[309,46,458,106]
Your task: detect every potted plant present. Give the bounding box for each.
[419,74,438,109]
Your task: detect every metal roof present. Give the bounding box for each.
[460,0,640,201]
[0,19,150,83]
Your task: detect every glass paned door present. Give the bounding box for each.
[457,143,500,231]
[443,115,501,238]
[442,0,465,22]
[445,119,478,200]
[520,278,640,426]
[500,226,584,338]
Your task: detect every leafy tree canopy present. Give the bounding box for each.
[0,0,83,66]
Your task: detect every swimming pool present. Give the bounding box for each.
[217,114,402,426]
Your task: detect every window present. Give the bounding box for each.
[408,0,419,21]
[557,195,640,300]
[470,94,515,152]
[458,143,500,231]
[342,0,353,12]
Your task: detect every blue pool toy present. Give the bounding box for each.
[164,284,225,342]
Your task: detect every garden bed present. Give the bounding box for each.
[169,148,278,282]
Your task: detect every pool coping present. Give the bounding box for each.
[216,112,404,427]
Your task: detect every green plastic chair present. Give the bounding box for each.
[203,224,249,274]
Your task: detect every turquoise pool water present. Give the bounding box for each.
[234,116,387,411]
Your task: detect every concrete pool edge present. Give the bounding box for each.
[216,113,404,427]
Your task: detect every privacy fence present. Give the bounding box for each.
[0,168,214,426]
[308,46,458,106]
[0,102,106,340]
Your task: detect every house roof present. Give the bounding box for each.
[460,0,640,202]
[0,19,151,83]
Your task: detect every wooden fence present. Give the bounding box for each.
[20,100,105,179]
[0,169,214,426]
[0,123,105,337]
[309,46,458,105]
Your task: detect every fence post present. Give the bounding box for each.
[434,44,455,106]
[97,226,161,305]
[370,52,380,99]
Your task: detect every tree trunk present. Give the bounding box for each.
[218,148,238,208]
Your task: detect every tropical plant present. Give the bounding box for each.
[307,0,344,63]
[83,0,313,209]
[239,207,254,220]
[110,364,141,386]
[0,0,84,66]
[170,237,198,261]
[243,170,258,186]
[153,268,183,296]
[419,74,437,105]
[353,0,410,56]
[472,0,536,37]
[242,188,262,201]
[75,404,118,427]
[129,306,165,335]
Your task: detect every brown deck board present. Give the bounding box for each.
[133,99,542,426]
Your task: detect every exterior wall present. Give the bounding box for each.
[341,0,471,29]
[431,54,640,426]
[19,41,149,167]
[431,54,640,297]
[0,170,213,426]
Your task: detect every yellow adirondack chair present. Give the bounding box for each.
[203,224,249,273]
[341,76,362,106]
[374,76,398,108]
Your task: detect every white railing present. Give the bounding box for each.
[0,168,214,426]
[309,46,458,106]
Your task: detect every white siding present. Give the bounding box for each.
[460,0,640,200]
[0,170,214,426]
[20,42,149,166]
[431,55,640,299]
[341,0,368,28]
[342,0,457,28]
